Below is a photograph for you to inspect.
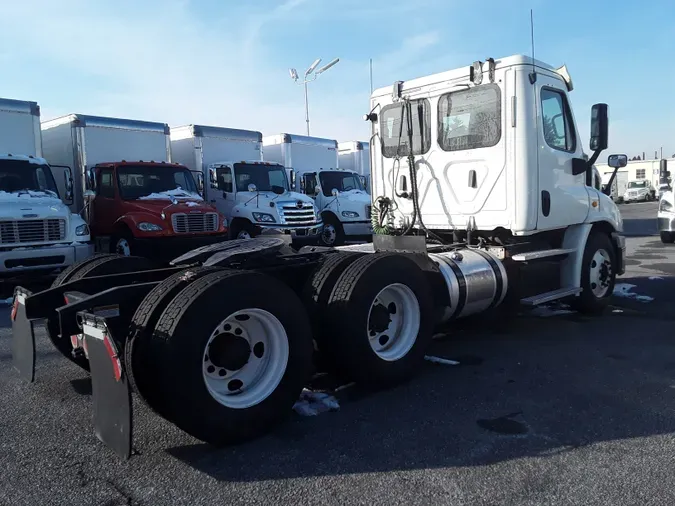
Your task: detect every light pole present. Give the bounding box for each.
[289,57,340,136]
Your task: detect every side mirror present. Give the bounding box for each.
[590,103,609,152]
[289,168,296,190]
[248,183,258,193]
[88,168,97,190]
[331,188,340,197]
[209,167,218,189]
[359,175,366,187]
[83,189,96,200]
[192,170,204,195]
[314,185,322,196]
[63,167,74,204]
[608,154,628,169]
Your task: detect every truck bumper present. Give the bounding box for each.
[134,234,229,259]
[343,220,373,237]
[0,242,94,277]
[657,214,675,232]
[611,232,626,276]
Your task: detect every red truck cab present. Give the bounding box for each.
[86,160,228,258]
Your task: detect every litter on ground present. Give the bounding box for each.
[613,283,654,302]
[425,355,460,366]
[293,389,340,417]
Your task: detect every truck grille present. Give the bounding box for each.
[171,212,218,233]
[0,219,66,244]
[278,201,317,226]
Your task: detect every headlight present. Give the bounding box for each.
[661,199,673,212]
[252,212,276,223]
[75,224,89,236]
[341,210,359,218]
[137,222,163,231]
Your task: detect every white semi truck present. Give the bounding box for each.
[10,55,628,460]
[264,134,372,246]
[171,125,322,241]
[0,98,92,277]
[338,140,370,191]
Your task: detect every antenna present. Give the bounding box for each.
[370,58,373,94]
[529,9,537,84]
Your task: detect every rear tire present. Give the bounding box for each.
[322,253,434,387]
[569,232,616,315]
[125,265,222,419]
[45,255,156,371]
[661,231,675,244]
[148,270,313,446]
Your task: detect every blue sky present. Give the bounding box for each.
[1,0,673,158]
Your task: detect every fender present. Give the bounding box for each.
[321,210,339,223]
[560,219,623,289]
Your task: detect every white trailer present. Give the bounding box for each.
[11,55,631,460]
[0,98,92,276]
[338,141,370,191]
[264,134,371,246]
[41,114,172,213]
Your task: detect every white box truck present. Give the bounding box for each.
[41,115,227,259]
[171,125,322,241]
[0,98,92,277]
[338,141,370,192]
[263,134,372,246]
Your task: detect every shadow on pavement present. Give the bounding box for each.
[622,218,658,237]
[164,289,675,482]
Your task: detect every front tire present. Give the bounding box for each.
[661,231,675,244]
[569,232,616,315]
[319,215,345,246]
[148,269,314,446]
[111,230,135,256]
[230,220,258,240]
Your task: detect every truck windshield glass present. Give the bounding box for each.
[318,171,364,197]
[627,181,647,189]
[380,99,431,158]
[233,163,288,192]
[0,159,59,197]
[437,84,501,152]
[117,165,198,199]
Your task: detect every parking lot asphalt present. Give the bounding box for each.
[1,201,674,506]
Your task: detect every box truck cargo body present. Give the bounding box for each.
[41,115,172,212]
[0,98,42,157]
[170,125,263,175]
[338,141,370,191]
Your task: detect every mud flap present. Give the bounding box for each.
[82,316,133,459]
[11,291,37,383]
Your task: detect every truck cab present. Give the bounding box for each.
[294,167,372,246]
[623,180,655,203]
[86,160,227,257]
[206,160,322,240]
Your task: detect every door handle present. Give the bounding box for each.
[468,170,477,188]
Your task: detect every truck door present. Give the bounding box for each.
[301,172,320,203]
[91,167,117,236]
[536,79,590,229]
[210,165,236,219]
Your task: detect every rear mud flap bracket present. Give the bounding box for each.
[82,314,133,460]
[11,290,37,383]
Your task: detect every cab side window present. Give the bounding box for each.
[216,166,233,192]
[541,88,576,152]
[98,168,115,198]
[302,174,317,196]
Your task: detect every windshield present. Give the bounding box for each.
[233,163,288,192]
[627,181,647,189]
[0,159,59,197]
[117,165,198,200]
[318,171,364,197]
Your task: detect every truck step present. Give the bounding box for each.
[520,286,582,306]
[511,248,576,262]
